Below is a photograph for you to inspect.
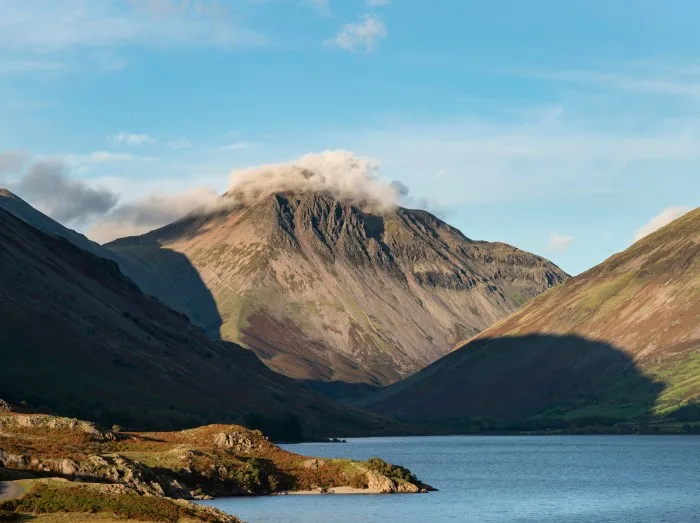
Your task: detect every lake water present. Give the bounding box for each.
[202,436,700,523]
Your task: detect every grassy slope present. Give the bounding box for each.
[0,480,239,523]
[361,208,700,431]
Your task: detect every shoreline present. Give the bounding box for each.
[275,486,397,495]
[282,430,700,443]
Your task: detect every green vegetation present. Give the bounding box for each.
[0,413,429,501]
[646,350,700,417]
[366,457,417,484]
[579,270,637,310]
[0,483,234,523]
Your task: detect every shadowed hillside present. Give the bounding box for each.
[361,208,699,431]
[360,334,665,431]
[0,207,402,438]
[0,189,223,337]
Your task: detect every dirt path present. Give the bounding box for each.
[0,481,24,501]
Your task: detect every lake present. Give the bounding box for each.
[202,435,700,522]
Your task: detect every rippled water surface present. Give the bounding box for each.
[202,435,700,522]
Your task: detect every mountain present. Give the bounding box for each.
[0,194,400,438]
[0,189,220,336]
[359,208,700,431]
[106,192,567,390]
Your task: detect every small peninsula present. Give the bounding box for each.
[0,410,433,522]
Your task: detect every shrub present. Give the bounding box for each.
[348,472,369,489]
[366,457,417,484]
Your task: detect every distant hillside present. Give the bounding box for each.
[0,202,400,438]
[107,191,567,390]
[360,208,700,431]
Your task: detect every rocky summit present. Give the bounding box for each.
[107,191,567,390]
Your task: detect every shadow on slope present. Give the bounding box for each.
[0,208,399,439]
[363,334,668,432]
[300,380,382,402]
[0,189,223,340]
[106,236,223,339]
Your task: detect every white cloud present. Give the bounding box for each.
[329,14,386,53]
[166,138,192,150]
[0,59,67,74]
[63,151,138,166]
[634,206,692,241]
[0,0,267,51]
[519,64,700,100]
[547,233,574,252]
[113,132,155,146]
[336,107,700,206]
[227,150,400,211]
[88,187,220,243]
[219,141,257,151]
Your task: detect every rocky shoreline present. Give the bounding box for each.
[0,411,433,521]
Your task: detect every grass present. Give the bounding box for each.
[578,270,638,310]
[645,350,700,416]
[0,483,236,523]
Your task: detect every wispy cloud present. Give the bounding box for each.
[166,138,193,150]
[329,14,386,53]
[89,187,220,243]
[0,0,267,51]
[548,232,574,252]
[64,151,139,166]
[112,132,155,146]
[0,59,67,74]
[519,64,700,100]
[219,141,257,151]
[634,206,691,241]
[337,106,700,206]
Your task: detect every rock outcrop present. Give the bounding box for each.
[0,413,433,499]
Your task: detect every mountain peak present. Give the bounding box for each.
[107,190,568,389]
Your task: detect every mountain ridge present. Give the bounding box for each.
[360,208,700,429]
[107,191,568,387]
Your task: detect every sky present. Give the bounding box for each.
[1,0,699,275]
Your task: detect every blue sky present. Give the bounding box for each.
[1,0,699,274]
